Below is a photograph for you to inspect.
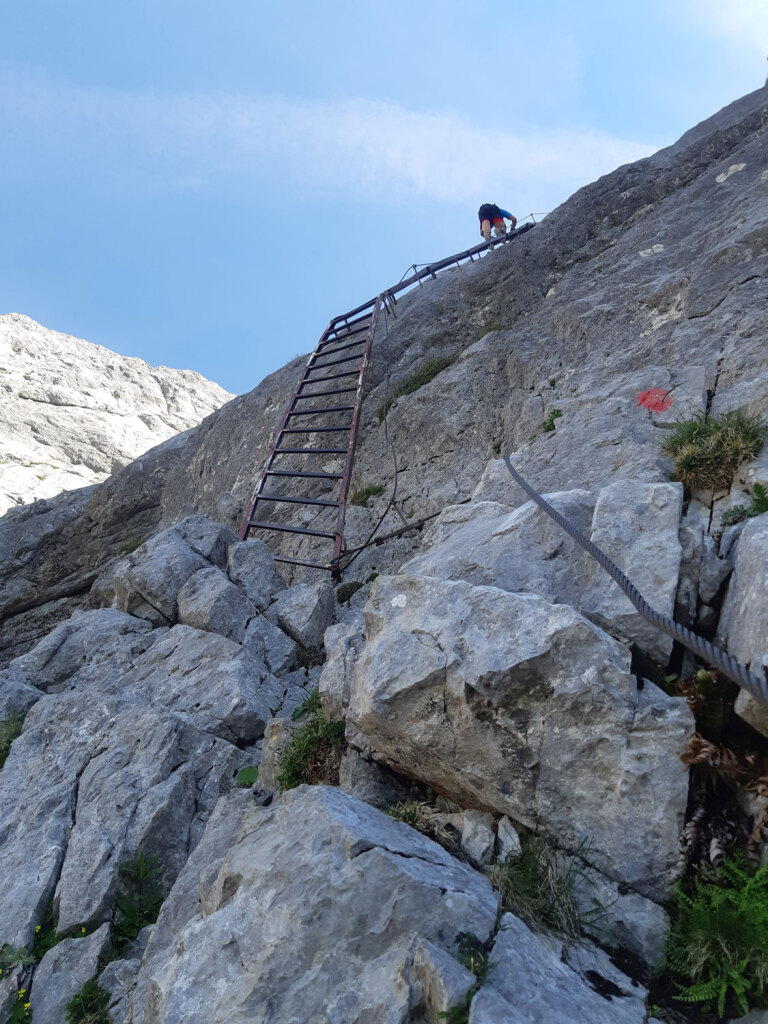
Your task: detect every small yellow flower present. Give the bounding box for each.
[35,925,41,933]
[81,926,86,934]
[24,1003,30,1011]
[18,989,26,997]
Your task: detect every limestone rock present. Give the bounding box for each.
[496,816,522,861]
[0,313,232,516]
[461,809,496,867]
[580,480,684,661]
[29,923,110,1024]
[242,611,298,676]
[100,958,142,1024]
[333,574,692,900]
[272,580,335,650]
[258,717,299,791]
[177,566,257,643]
[468,913,647,1023]
[402,491,595,607]
[719,514,768,733]
[227,538,287,610]
[131,786,499,1024]
[112,527,210,625]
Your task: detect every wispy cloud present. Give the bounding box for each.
[684,0,768,55]
[0,62,657,209]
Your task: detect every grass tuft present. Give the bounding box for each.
[662,409,767,492]
[489,836,586,941]
[278,689,345,790]
[541,408,562,433]
[377,356,454,422]
[335,580,364,604]
[0,716,24,770]
[721,482,768,527]
[350,484,385,507]
[64,980,111,1024]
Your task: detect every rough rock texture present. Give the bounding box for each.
[0,313,232,515]
[468,913,647,1023]
[719,514,768,733]
[29,923,111,1024]
[323,574,692,900]
[131,786,500,1024]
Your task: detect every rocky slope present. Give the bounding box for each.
[1,86,768,1024]
[0,313,233,515]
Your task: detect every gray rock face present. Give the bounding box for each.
[227,538,287,610]
[403,491,595,606]
[325,574,692,900]
[177,566,257,643]
[272,580,335,650]
[29,923,111,1024]
[719,514,768,733]
[0,313,232,516]
[580,480,684,661]
[132,785,499,1024]
[468,913,647,1023]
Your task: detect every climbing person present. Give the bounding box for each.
[478,203,517,250]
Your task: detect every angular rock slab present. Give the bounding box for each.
[329,574,691,900]
[402,492,595,608]
[177,566,257,643]
[227,537,287,611]
[272,580,335,650]
[29,923,110,1024]
[580,480,684,662]
[132,786,499,1024]
[468,913,647,1023]
[719,514,768,734]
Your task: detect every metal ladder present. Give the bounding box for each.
[238,295,383,577]
[238,219,538,577]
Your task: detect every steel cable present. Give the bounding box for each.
[503,455,768,704]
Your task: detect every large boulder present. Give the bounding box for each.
[131,786,499,1024]
[322,574,692,900]
[28,924,111,1024]
[272,580,335,650]
[718,514,768,733]
[227,538,287,611]
[177,566,257,643]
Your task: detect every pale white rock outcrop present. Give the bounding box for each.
[131,785,500,1024]
[0,313,233,514]
[322,573,692,901]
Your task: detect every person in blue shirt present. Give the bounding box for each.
[478,203,517,250]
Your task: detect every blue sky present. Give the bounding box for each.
[1,0,766,394]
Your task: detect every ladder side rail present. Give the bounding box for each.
[238,318,337,540]
[331,295,383,577]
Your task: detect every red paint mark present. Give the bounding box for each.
[636,387,674,414]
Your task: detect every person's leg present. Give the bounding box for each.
[481,219,492,244]
[493,218,506,239]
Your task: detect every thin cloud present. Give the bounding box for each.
[0,63,657,208]
[685,0,768,55]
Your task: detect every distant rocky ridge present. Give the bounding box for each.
[0,313,233,515]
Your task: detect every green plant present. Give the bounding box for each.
[235,765,259,788]
[491,439,502,457]
[64,980,111,1024]
[475,319,502,341]
[113,852,163,951]
[721,483,768,527]
[0,945,35,970]
[31,901,63,961]
[365,571,378,584]
[116,535,143,556]
[7,990,32,1023]
[350,484,385,507]
[666,852,768,1017]
[278,690,345,791]
[0,716,24,770]
[437,933,496,1022]
[335,580,364,604]
[541,408,562,433]
[662,410,767,492]
[489,836,586,941]
[377,356,454,422]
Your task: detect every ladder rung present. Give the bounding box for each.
[287,405,355,417]
[323,322,369,341]
[310,352,363,369]
[266,470,343,479]
[257,494,339,507]
[317,336,367,356]
[280,425,351,433]
[296,385,358,398]
[328,313,372,334]
[274,555,332,571]
[248,521,336,539]
[302,369,360,382]
[273,447,347,454]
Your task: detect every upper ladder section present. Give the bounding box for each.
[238,295,384,576]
